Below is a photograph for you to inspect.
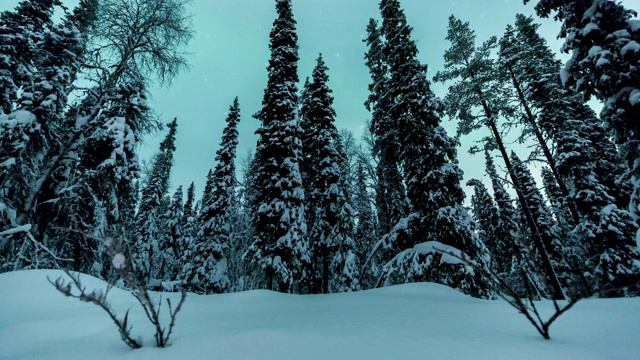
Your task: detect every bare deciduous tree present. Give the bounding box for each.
[13,0,194,241]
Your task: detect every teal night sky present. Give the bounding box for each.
[2,0,639,199]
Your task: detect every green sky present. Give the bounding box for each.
[2,0,639,201]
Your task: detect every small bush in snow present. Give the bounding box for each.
[50,232,186,348]
[435,231,640,340]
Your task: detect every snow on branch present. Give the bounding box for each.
[377,240,475,288]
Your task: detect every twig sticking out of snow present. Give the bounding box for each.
[433,240,640,340]
[48,271,143,349]
[49,229,187,349]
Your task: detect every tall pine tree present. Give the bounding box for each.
[436,15,566,299]
[509,13,640,295]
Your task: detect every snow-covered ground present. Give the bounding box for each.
[0,270,638,359]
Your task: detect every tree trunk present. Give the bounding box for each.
[476,89,565,300]
[486,116,565,300]
[507,68,579,225]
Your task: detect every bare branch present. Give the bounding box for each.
[48,271,142,349]
[50,229,187,348]
[432,244,635,340]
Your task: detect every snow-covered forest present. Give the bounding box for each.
[0,0,639,357]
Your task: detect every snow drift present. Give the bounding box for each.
[0,270,638,359]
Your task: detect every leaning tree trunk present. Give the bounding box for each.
[506,68,579,225]
[476,89,565,300]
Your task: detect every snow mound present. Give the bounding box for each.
[0,270,639,360]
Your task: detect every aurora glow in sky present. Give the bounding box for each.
[2,0,639,200]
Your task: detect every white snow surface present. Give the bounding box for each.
[0,270,639,360]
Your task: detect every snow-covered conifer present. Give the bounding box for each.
[528,0,640,221]
[467,179,512,273]
[187,98,241,294]
[484,151,523,272]
[246,0,309,293]
[184,182,196,219]
[436,15,566,299]
[353,160,378,289]
[363,17,406,235]
[131,118,178,284]
[370,0,492,298]
[498,23,581,224]
[200,169,214,209]
[541,167,572,229]
[509,14,640,296]
[0,0,59,114]
[299,55,359,293]
[510,152,575,293]
[0,0,63,269]
[156,186,184,284]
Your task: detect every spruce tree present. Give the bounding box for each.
[178,210,198,284]
[36,79,147,276]
[353,159,378,289]
[1,0,192,273]
[551,115,639,295]
[131,118,178,284]
[299,76,314,233]
[484,151,520,273]
[370,0,491,298]
[467,179,508,272]
[527,0,640,221]
[541,167,573,230]
[499,23,580,224]
[188,98,241,294]
[510,14,640,295]
[299,55,359,293]
[509,14,631,210]
[18,4,85,125]
[30,0,104,274]
[486,154,549,297]
[329,138,360,293]
[0,0,64,269]
[363,17,406,235]
[246,0,309,293]
[510,152,575,293]
[0,0,60,114]
[157,185,184,284]
[484,153,517,230]
[184,181,196,219]
[201,169,214,208]
[11,0,192,235]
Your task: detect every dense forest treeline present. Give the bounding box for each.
[1,0,639,301]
